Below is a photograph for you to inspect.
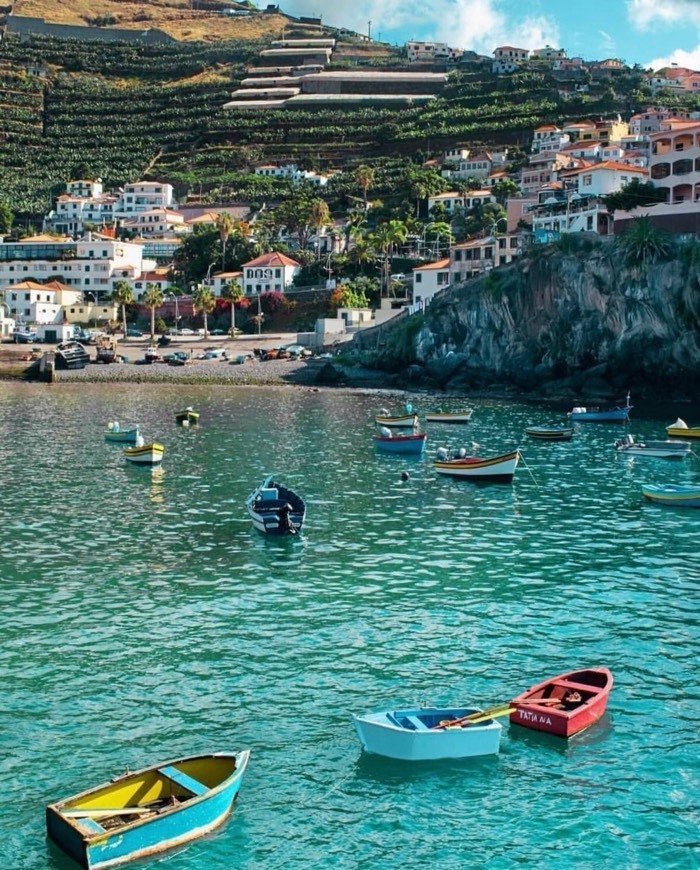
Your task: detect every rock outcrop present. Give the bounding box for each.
[354,243,700,400]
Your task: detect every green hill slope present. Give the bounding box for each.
[0,32,696,217]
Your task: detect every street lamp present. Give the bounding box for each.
[205,261,217,288]
[490,217,508,236]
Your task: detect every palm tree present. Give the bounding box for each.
[111,279,133,338]
[310,199,331,259]
[141,283,164,341]
[348,236,375,274]
[216,211,236,271]
[221,279,243,338]
[354,165,375,210]
[372,220,408,297]
[193,283,216,339]
[616,215,675,266]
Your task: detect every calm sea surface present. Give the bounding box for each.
[1,383,698,870]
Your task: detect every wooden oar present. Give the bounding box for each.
[524,697,562,706]
[431,704,513,730]
[63,806,155,819]
[440,708,516,729]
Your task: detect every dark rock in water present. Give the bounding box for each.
[315,362,347,385]
[425,352,468,385]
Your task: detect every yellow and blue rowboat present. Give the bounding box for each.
[374,413,418,429]
[123,443,164,465]
[46,750,250,869]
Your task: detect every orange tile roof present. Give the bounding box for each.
[413,258,450,271]
[243,251,301,268]
[572,161,648,174]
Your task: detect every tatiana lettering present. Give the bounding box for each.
[517,710,552,725]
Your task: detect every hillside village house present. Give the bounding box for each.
[531,125,571,153]
[242,252,301,296]
[406,41,450,63]
[210,271,243,297]
[3,278,117,339]
[121,208,188,237]
[492,45,529,74]
[451,234,521,282]
[113,181,175,218]
[649,120,700,203]
[428,189,495,214]
[0,234,157,302]
[411,258,451,305]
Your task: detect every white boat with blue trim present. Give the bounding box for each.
[353,704,511,760]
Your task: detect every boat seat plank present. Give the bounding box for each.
[158,766,208,797]
[552,679,599,692]
[76,817,106,835]
[403,715,427,730]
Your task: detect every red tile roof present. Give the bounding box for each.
[243,252,301,268]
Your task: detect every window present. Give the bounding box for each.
[24,293,30,301]
[582,175,592,186]
[673,159,693,176]
[651,163,671,179]
[275,269,281,278]
[415,273,422,283]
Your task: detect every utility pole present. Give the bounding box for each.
[367,20,371,41]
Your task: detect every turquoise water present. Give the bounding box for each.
[1,383,698,870]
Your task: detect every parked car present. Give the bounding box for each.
[126,328,143,337]
[177,328,195,335]
[210,328,227,336]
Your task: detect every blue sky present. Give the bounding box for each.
[279,0,700,70]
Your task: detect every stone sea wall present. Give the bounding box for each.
[355,245,700,401]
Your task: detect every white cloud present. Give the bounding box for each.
[598,29,616,54]
[646,45,700,71]
[626,0,700,30]
[283,0,560,53]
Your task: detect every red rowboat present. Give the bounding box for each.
[509,667,613,738]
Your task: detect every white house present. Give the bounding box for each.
[406,41,450,63]
[412,258,451,304]
[531,125,570,153]
[241,252,301,296]
[574,161,649,196]
[428,189,496,214]
[113,181,175,218]
[122,208,188,237]
[0,233,157,302]
[209,271,243,297]
[649,120,700,203]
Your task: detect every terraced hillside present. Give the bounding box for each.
[0,29,681,219]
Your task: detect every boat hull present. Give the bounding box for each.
[175,411,199,425]
[642,484,700,508]
[510,668,613,738]
[104,427,140,444]
[374,414,418,429]
[246,475,306,535]
[525,427,574,441]
[353,707,502,760]
[123,443,164,465]
[667,426,700,439]
[617,443,690,459]
[434,450,520,482]
[46,751,249,870]
[373,434,426,454]
[424,412,473,423]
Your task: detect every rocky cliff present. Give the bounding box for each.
[353,241,700,401]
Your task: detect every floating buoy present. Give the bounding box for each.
[401,471,410,482]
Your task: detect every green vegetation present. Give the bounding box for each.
[0,32,678,220]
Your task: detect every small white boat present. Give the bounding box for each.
[434,448,520,482]
[424,411,473,424]
[353,704,510,760]
[615,434,691,459]
[124,443,165,465]
[374,414,418,429]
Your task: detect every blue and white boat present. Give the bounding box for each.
[104,422,140,444]
[373,431,427,455]
[46,750,250,869]
[642,483,700,508]
[246,475,306,535]
[353,705,510,760]
[568,393,632,423]
[615,435,691,459]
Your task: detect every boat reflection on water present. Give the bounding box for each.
[149,466,166,505]
[507,711,614,756]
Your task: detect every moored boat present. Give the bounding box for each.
[434,448,520,482]
[46,750,250,870]
[374,413,418,429]
[55,340,90,370]
[175,407,199,426]
[104,423,140,444]
[246,475,306,535]
[353,705,509,760]
[568,393,632,423]
[615,434,691,459]
[124,442,164,465]
[667,418,700,439]
[373,431,427,455]
[525,426,575,441]
[641,483,700,508]
[510,667,613,738]
[424,411,473,424]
